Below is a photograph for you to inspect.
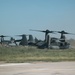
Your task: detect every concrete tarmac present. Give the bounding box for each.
[0,62,75,75]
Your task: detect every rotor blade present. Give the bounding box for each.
[54,31,66,34]
[30,29,55,33]
[0,35,9,37]
[54,31,75,35]
[48,31,56,33]
[30,29,45,32]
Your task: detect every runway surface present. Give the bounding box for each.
[0,62,75,75]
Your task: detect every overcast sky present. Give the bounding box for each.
[0,0,75,40]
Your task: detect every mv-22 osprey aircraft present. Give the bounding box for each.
[0,34,37,46]
[0,30,75,49]
[0,35,17,45]
[30,29,75,49]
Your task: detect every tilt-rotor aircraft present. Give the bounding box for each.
[54,30,75,49]
[30,29,75,49]
[0,35,8,44]
[0,30,75,49]
[30,29,55,49]
[0,35,17,45]
[15,34,28,46]
[15,34,35,46]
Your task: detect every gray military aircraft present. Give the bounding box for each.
[15,34,28,46]
[30,29,75,49]
[30,29,55,49]
[0,35,9,44]
[54,30,75,49]
[15,34,36,46]
[0,35,17,46]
